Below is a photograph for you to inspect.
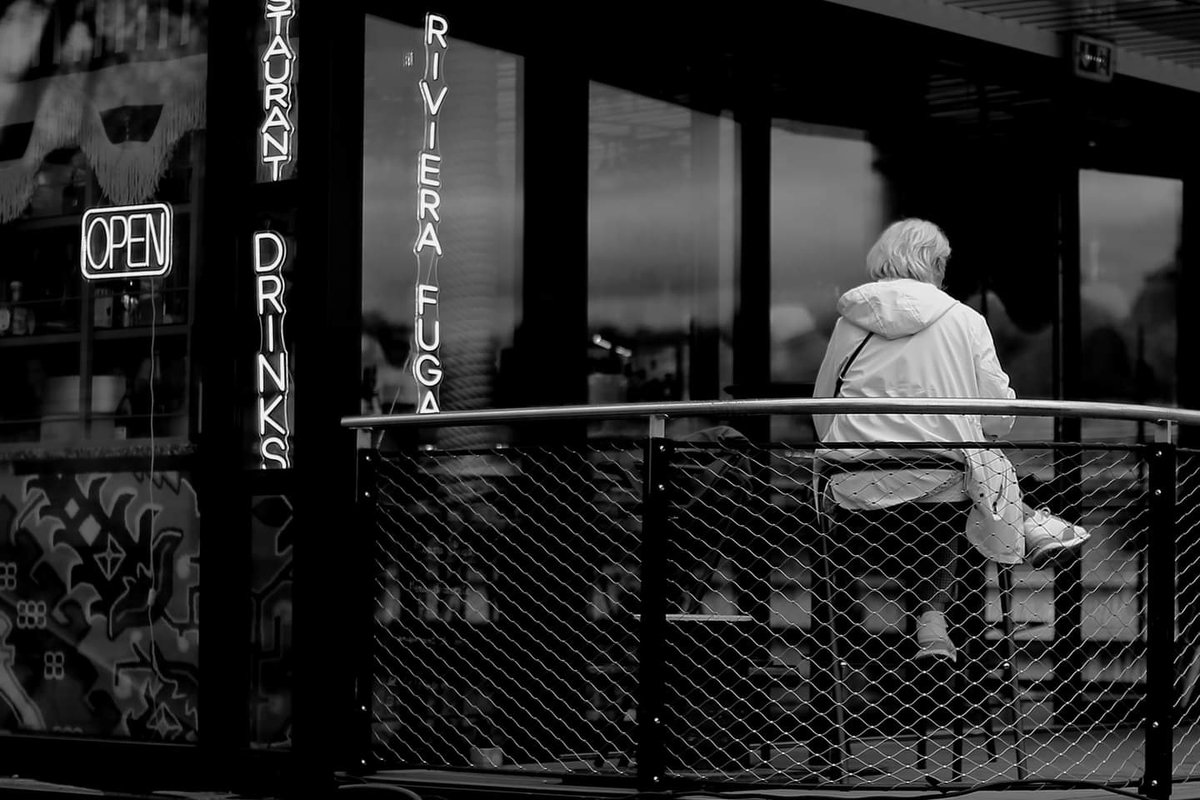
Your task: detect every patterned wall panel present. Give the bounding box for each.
[250,493,293,749]
[0,469,200,740]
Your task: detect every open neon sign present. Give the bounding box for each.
[261,0,295,181]
[80,203,173,281]
[254,231,292,468]
[413,12,448,414]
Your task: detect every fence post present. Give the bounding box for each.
[638,415,670,788]
[354,450,379,773]
[1143,440,1177,798]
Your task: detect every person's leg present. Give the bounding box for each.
[895,502,961,611]
[906,502,971,660]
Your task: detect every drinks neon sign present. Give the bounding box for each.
[254,231,292,468]
[261,0,295,181]
[80,203,173,281]
[413,12,448,415]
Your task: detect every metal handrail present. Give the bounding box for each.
[341,397,1200,429]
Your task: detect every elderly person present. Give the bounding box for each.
[811,218,1017,662]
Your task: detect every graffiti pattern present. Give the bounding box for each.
[250,493,293,749]
[0,470,200,740]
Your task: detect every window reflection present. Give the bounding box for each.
[963,285,1056,442]
[1079,169,1181,441]
[587,82,736,430]
[769,122,885,440]
[945,157,1058,442]
[0,0,206,744]
[361,16,521,445]
[0,1,205,449]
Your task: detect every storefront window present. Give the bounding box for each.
[586,83,736,417]
[361,14,521,442]
[0,0,205,741]
[769,122,886,440]
[923,147,1059,441]
[1079,169,1181,441]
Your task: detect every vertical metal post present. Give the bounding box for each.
[638,415,670,788]
[1143,442,1177,799]
[355,450,379,773]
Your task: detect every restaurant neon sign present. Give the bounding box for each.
[413,12,448,415]
[261,0,296,181]
[254,231,292,468]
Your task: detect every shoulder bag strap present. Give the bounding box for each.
[833,331,874,397]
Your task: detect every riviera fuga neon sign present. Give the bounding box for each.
[413,12,447,414]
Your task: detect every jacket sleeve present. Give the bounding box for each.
[811,320,843,441]
[973,316,1016,438]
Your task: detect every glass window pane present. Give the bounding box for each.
[769,122,886,441]
[0,0,204,450]
[0,0,205,743]
[361,15,521,445]
[1079,169,1181,442]
[586,83,736,434]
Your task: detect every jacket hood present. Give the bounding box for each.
[837,279,958,339]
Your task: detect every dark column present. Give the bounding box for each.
[197,0,258,782]
[732,47,770,441]
[1178,156,1200,444]
[290,3,365,795]
[513,33,589,430]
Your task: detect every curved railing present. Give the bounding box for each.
[342,397,1200,430]
[347,399,1200,797]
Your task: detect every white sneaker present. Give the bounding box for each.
[915,609,956,663]
[1025,508,1090,569]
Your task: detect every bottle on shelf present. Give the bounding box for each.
[62,152,89,213]
[0,283,10,337]
[10,281,33,336]
[94,286,114,329]
[119,281,139,328]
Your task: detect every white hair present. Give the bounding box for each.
[866,218,951,286]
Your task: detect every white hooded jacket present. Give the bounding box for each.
[813,278,1016,509]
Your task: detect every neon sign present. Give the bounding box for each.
[261,0,296,181]
[80,203,173,281]
[413,12,448,415]
[254,231,292,469]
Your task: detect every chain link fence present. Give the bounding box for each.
[1173,449,1200,782]
[371,443,644,774]
[361,417,1189,791]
